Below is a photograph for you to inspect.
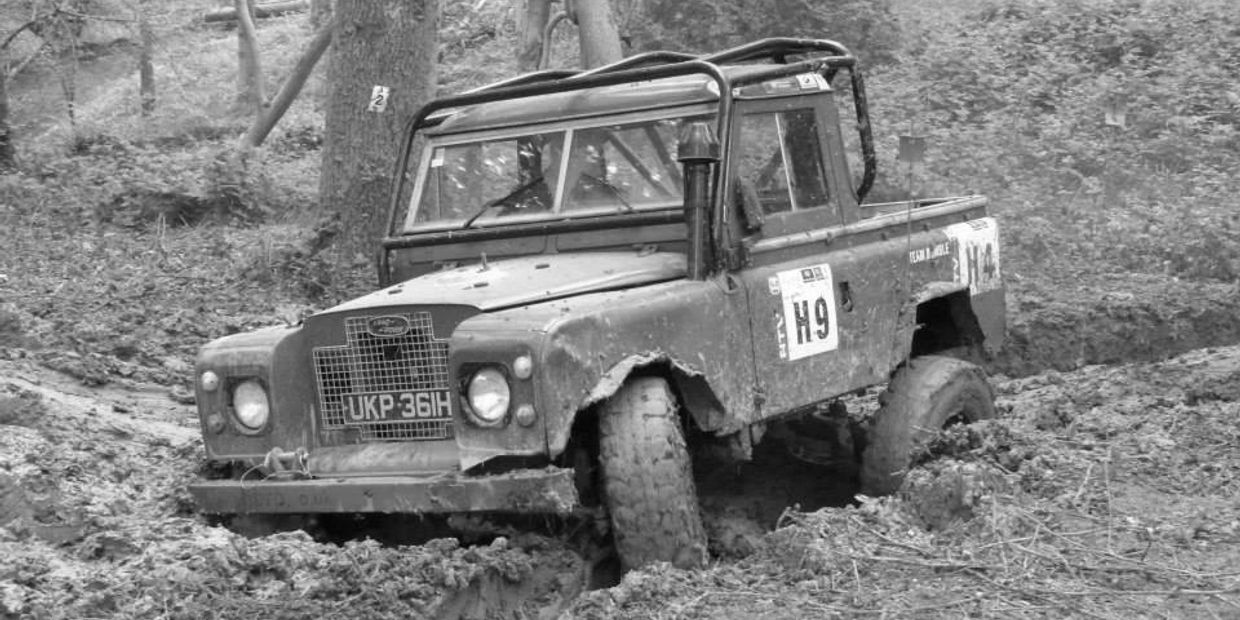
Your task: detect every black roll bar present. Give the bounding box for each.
[383,37,878,270]
[385,60,736,237]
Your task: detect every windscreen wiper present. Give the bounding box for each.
[462,175,546,229]
[577,172,634,212]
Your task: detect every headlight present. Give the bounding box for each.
[466,367,510,425]
[232,380,270,430]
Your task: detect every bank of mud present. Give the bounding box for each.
[994,273,1240,376]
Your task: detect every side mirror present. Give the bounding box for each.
[735,178,764,233]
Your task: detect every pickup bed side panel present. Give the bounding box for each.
[740,200,1000,417]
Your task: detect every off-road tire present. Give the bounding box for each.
[598,376,708,572]
[860,355,996,496]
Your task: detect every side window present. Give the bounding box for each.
[736,113,793,214]
[783,109,831,209]
[735,108,834,218]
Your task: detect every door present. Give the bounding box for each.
[731,99,910,417]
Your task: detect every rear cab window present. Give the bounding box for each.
[731,87,846,237]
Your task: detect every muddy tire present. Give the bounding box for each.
[598,376,708,572]
[860,355,996,496]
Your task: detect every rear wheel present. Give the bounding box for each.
[860,355,996,496]
[598,376,708,572]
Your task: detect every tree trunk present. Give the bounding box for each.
[240,21,332,149]
[569,0,622,68]
[0,62,15,171]
[517,0,552,72]
[309,0,333,29]
[319,0,439,255]
[139,19,155,115]
[235,0,265,114]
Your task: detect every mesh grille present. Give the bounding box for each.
[313,312,453,441]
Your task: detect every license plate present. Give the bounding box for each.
[340,390,452,423]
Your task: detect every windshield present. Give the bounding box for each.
[405,112,710,231]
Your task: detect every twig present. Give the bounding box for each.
[1037,585,1240,598]
[966,568,1111,620]
[1073,461,1095,504]
[1104,446,1115,552]
[1212,592,1240,610]
[851,553,1002,572]
[853,517,934,557]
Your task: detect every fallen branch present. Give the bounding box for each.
[203,0,308,23]
[238,18,332,149]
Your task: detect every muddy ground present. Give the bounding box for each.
[1,279,1239,619]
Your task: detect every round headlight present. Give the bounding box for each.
[232,380,270,430]
[467,367,510,425]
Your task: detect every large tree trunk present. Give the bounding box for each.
[517,0,553,72]
[569,0,622,68]
[239,21,332,149]
[319,0,438,255]
[235,0,265,114]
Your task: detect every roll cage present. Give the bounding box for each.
[382,38,877,277]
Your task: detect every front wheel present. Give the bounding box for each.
[598,376,708,572]
[860,355,996,496]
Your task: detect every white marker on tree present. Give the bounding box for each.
[368,86,390,112]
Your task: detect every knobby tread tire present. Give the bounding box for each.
[598,376,707,572]
[860,355,996,496]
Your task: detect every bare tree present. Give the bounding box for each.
[138,17,154,115]
[309,0,332,29]
[0,66,13,170]
[518,0,553,72]
[319,0,439,252]
[234,0,265,113]
[239,20,332,149]
[568,0,622,68]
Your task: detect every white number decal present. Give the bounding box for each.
[945,217,1001,295]
[368,85,390,113]
[774,263,839,361]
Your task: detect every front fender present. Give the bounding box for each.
[536,277,757,457]
[195,325,313,460]
[450,276,757,471]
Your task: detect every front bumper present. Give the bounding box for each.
[190,467,579,515]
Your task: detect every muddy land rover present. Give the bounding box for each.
[190,38,1005,571]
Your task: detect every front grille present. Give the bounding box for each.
[312,312,453,441]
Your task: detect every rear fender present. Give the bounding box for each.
[895,281,1000,363]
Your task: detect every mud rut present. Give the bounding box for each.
[3,276,1240,618]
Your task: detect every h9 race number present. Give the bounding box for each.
[772,263,840,361]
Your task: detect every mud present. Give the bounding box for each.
[4,278,1240,618]
[994,274,1240,376]
[571,345,1240,618]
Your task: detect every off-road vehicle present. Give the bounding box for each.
[190,38,1005,571]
